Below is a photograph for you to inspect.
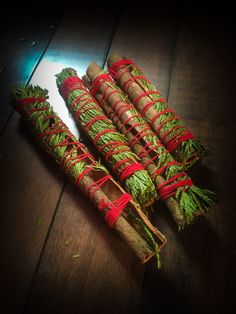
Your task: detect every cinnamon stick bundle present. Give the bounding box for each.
[56,68,157,209]
[107,54,207,168]
[84,63,215,229]
[13,85,166,264]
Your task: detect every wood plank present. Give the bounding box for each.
[0,8,63,313]
[0,6,61,131]
[23,7,144,314]
[0,112,64,312]
[140,14,236,314]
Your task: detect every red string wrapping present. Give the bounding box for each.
[152,161,180,177]
[159,179,193,199]
[119,163,144,182]
[122,75,143,92]
[98,193,132,227]
[150,108,174,124]
[105,145,131,161]
[96,141,126,153]
[129,127,156,148]
[90,73,113,95]
[108,59,134,78]
[84,115,108,132]
[123,122,146,135]
[76,166,94,185]
[137,141,156,158]
[112,158,132,171]
[60,76,85,99]
[100,89,120,109]
[133,91,161,107]
[157,173,193,199]
[85,174,112,200]
[93,129,116,145]
[17,97,46,105]
[72,98,93,113]
[166,133,194,152]
[18,96,132,228]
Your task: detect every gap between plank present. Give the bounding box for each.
[165,19,182,102]
[102,7,122,69]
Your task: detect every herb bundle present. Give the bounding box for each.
[107,54,207,168]
[13,85,166,264]
[56,68,157,209]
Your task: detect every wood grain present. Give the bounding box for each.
[0,113,64,313]
[1,6,235,314]
[24,184,143,314]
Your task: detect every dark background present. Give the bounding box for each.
[0,2,235,314]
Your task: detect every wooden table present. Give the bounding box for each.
[0,5,235,314]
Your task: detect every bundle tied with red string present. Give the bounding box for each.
[107,54,207,169]
[84,63,216,229]
[56,68,158,210]
[12,84,167,265]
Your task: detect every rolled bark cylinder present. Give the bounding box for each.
[56,68,157,209]
[107,53,207,169]
[85,63,216,229]
[13,85,166,264]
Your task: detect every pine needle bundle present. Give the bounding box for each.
[107,54,207,169]
[84,63,216,229]
[12,85,166,264]
[56,68,157,209]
